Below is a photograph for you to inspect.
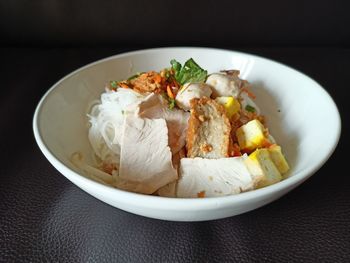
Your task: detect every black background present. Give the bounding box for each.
[0,1,349,262]
[1,0,350,47]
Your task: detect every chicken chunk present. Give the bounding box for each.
[186,97,231,158]
[117,115,177,194]
[175,82,212,111]
[177,156,254,198]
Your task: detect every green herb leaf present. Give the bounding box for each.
[127,72,145,81]
[165,70,171,79]
[170,58,207,85]
[245,105,256,113]
[170,59,182,72]
[127,74,138,80]
[168,98,176,110]
[110,81,118,88]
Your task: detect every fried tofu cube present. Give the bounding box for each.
[268,145,290,174]
[245,148,282,188]
[236,119,267,152]
[215,96,241,119]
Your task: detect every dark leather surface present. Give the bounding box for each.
[0,47,348,262]
[1,0,350,47]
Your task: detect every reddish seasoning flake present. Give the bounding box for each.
[262,138,273,148]
[101,162,117,175]
[197,191,206,198]
[232,143,242,157]
[241,87,256,99]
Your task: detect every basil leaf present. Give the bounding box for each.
[170,59,182,72]
[170,58,207,85]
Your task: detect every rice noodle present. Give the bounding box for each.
[87,88,145,168]
[71,152,114,185]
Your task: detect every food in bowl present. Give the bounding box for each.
[72,58,290,198]
[34,47,341,220]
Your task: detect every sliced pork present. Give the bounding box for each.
[177,156,254,198]
[117,115,177,194]
[134,93,190,155]
[157,181,177,197]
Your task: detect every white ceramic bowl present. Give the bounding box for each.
[33,47,341,221]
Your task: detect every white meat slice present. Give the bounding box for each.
[206,73,241,98]
[134,93,190,154]
[157,181,177,197]
[117,115,178,194]
[177,156,254,198]
[175,82,212,111]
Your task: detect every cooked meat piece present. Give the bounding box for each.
[135,93,190,155]
[220,69,240,76]
[206,73,242,98]
[171,147,187,170]
[177,156,254,198]
[186,97,231,158]
[157,181,177,197]
[175,82,212,111]
[117,115,177,194]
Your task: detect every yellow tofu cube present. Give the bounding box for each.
[215,96,241,119]
[268,145,290,174]
[245,148,282,188]
[236,119,267,152]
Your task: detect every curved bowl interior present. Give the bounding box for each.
[33,48,341,221]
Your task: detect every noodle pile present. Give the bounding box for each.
[88,88,144,170]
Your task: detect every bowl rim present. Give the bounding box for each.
[32,47,342,210]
